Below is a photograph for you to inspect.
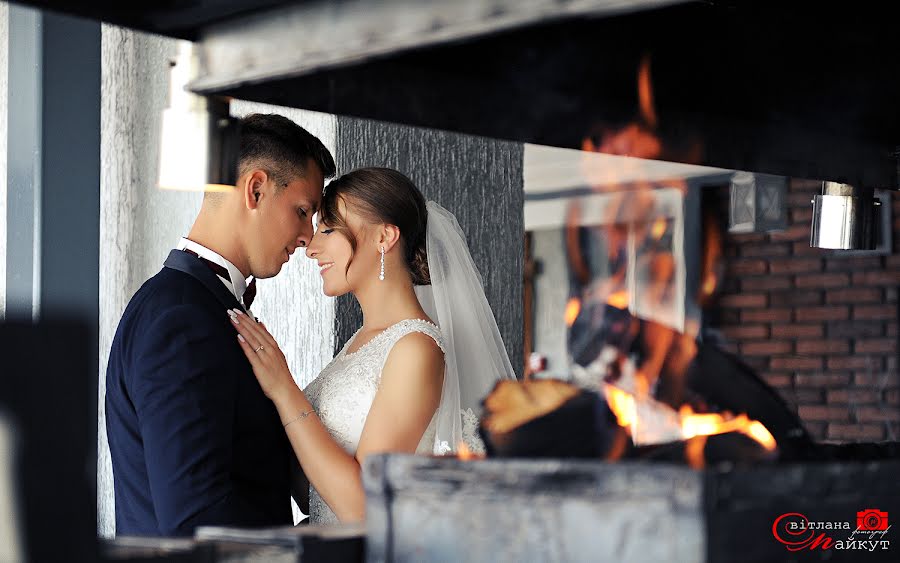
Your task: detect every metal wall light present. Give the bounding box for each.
[810,182,881,250]
[158,41,240,192]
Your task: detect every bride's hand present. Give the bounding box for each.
[228,309,298,402]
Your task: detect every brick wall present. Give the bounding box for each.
[709,179,900,443]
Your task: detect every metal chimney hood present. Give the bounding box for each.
[14,0,900,189]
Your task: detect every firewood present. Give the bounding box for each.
[479,379,619,458]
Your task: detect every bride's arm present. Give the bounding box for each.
[230,310,443,522]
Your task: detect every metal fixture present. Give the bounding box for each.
[728,172,787,234]
[810,182,880,250]
[158,42,239,192]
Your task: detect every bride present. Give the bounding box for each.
[228,167,516,524]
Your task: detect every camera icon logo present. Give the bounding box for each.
[856,508,889,531]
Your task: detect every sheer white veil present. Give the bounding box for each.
[414,201,517,454]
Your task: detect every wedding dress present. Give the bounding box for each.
[305,319,476,524]
[304,201,516,524]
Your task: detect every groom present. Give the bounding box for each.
[106,113,335,536]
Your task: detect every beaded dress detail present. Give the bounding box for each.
[304,319,444,524]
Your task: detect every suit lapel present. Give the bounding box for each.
[163,249,243,311]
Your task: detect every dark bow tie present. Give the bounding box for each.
[181,249,256,310]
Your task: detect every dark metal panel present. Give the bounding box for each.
[5,5,41,319]
[8,0,300,40]
[193,0,900,189]
[333,118,525,376]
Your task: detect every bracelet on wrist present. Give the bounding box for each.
[283,409,315,428]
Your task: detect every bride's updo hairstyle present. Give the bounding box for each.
[319,167,431,285]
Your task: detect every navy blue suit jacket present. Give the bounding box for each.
[106,250,293,536]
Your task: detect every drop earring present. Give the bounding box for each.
[379,246,385,281]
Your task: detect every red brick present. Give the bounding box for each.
[792,242,827,257]
[721,324,769,340]
[825,288,882,304]
[785,192,821,210]
[790,179,821,192]
[855,339,897,354]
[826,423,885,441]
[769,290,821,307]
[799,405,850,421]
[888,389,899,405]
[852,271,900,286]
[742,308,792,323]
[742,341,793,356]
[887,323,897,337]
[795,339,850,355]
[790,207,813,223]
[771,356,823,370]
[787,191,817,207]
[795,373,851,387]
[769,225,811,242]
[886,255,900,269]
[739,243,791,258]
[826,389,881,404]
[789,388,826,404]
[827,321,884,338]
[824,257,884,271]
[852,372,899,387]
[727,259,768,276]
[853,306,896,320]
[759,372,793,387]
[769,258,822,274]
[741,277,793,291]
[771,324,824,339]
[794,306,849,322]
[795,273,850,289]
[856,407,900,422]
[827,356,883,371]
[719,293,767,308]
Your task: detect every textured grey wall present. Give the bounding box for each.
[531,228,572,379]
[98,26,190,537]
[334,118,525,375]
[229,101,337,391]
[0,2,7,319]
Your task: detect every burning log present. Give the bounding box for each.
[479,379,618,459]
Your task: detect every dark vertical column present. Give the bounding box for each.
[4,7,99,556]
[6,6,100,324]
[334,118,525,375]
[5,5,41,320]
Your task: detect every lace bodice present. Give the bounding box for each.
[303,319,445,524]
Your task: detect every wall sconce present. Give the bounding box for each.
[728,172,788,233]
[158,42,240,192]
[810,182,881,250]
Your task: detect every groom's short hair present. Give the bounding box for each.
[237,113,336,189]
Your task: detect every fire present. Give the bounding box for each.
[564,297,581,326]
[606,291,629,310]
[456,441,481,461]
[603,384,777,453]
[637,54,658,129]
[651,217,667,240]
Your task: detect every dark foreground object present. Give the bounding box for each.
[364,454,900,563]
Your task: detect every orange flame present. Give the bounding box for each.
[638,54,658,129]
[456,441,482,461]
[564,297,582,327]
[606,290,629,310]
[651,217,667,240]
[604,384,777,453]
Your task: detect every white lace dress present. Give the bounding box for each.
[303,319,444,525]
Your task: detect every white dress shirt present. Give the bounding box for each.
[176,237,253,308]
